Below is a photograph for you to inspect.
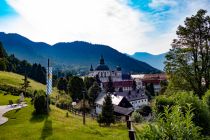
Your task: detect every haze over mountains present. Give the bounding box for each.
[130,52,166,70]
[0,32,160,73]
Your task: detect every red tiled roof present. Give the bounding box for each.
[103,80,133,88]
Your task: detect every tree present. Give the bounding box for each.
[57,77,68,92]
[105,76,115,93]
[131,111,143,123]
[0,42,7,58]
[21,72,31,96]
[146,83,155,96]
[165,9,210,98]
[99,93,115,126]
[0,58,7,71]
[132,80,137,90]
[88,82,101,105]
[84,77,96,90]
[34,90,47,114]
[68,76,85,101]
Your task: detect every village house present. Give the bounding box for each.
[115,89,148,110]
[131,73,167,93]
[95,92,133,116]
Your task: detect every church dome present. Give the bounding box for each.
[116,66,122,71]
[95,55,110,71]
[95,64,109,71]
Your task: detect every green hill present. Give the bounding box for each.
[0,71,46,91]
[0,71,129,140]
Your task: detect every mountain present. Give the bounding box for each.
[0,32,160,74]
[130,52,166,70]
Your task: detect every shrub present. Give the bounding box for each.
[203,90,210,111]
[138,105,152,116]
[174,93,210,135]
[34,90,47,114]
[139,105,202,140]
[131,111,143,123]
[97,114,104,126]
[55,94,72,109]
[154,95,175,114]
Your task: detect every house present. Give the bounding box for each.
[131,73,167,93]
[115,89,148,110]
[102,80,134,92]
[95,92,133,116]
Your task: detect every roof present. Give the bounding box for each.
[95,64,110,71]
[114,105,133,116]
[131,74,145,79]
[103,80,133,88]
[114,90,148,101]
[95,92,124,105]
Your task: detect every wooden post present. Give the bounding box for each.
[129,129,136,140]
[127,117,132,129]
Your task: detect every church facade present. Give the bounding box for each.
[88,56,122,82]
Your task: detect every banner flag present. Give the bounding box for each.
[46,67,52,95]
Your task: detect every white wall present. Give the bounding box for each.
[130,99,148,110]
[96,104,102,114]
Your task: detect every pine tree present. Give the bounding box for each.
[132,80,137,90]
[88,82,101,105]
[106,76,115,93]
[101,93,115,126]
[57,77,68,92]
[21,71,31,96]
[0,42,7,58]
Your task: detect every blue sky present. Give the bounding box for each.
[0,0,209,54]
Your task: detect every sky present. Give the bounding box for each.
[0,0,209,55]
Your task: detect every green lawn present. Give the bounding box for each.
[0,91,21,105]
[0,95,129,140]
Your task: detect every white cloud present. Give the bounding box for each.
[0,0,209,55]
[149,0,177,9]
[1,0,154,54]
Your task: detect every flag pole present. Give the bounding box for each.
[47,58,50,113]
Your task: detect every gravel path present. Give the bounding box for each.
[0,104,27,125]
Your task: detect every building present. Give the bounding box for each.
[89,55,122,82]
[95,92,133,116]
[88,56,133,91]
[131,73,167,93]
[115,89,148,110]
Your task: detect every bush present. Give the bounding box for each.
[138,105,152,117]
[154,95,175,114]
[154,92,210,135]
[139,105,202,140]
[203,90,210,111]
[55,94,72,109]
[131,111,143,123]
[97,114,104,126]
[174,93,210,135]
[34,90,47,114]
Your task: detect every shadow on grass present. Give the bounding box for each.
[30,111,48,123]
[40,117,53,140]
[15,108,20,113]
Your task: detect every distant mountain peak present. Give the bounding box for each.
[0,32,160,73]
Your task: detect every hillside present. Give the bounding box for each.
[0,32,160,73]
[130,52,166,70]
[0,101,128,140]
[0,71,46,91]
